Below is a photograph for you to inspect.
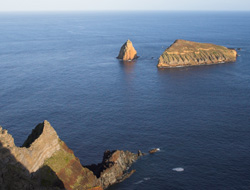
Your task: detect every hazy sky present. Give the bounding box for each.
[0,0,250,11]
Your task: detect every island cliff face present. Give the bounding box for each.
[0,121,139,190]
[158,39,237,68]
[117,40,138,61]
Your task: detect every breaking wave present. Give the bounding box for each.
[172,167,184,172]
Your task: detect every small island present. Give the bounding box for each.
[158,39,237,68]
[117,39,138,61]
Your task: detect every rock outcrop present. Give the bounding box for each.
[149,148,160,154]
[0,121,139,190]
[158,39,237,68]
[0,121,60,173]
[117,40,138,61]
[86,150,138,189]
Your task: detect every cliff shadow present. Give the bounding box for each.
[22,122,44,148]
[84,150,116,178]
[33,166,65,189]
[0,141,65,189]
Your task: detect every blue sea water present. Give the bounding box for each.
[0,11,250,189]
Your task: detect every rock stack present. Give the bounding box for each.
[117,39,138,61]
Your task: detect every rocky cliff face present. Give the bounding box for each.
[0,121,139,190]
[0,121,60,173]
[117,40,138,61]
[86,150,138,189]
[158,39,237,68]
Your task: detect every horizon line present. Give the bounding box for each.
[0,10,250,13]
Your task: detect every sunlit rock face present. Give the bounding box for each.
[117,39,138,61]
[0,120,61,173]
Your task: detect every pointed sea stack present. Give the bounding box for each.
[117,39,138,61]
[158,39,237,68]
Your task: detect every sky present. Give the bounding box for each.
[0,0,250,12]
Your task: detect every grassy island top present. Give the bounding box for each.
[164,39,232,55]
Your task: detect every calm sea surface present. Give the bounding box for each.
[0,11,250,190]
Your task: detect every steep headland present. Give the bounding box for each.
[117,40,138,61]
[158,39,237,68]
[0,121,140,190]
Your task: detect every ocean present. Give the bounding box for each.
[0,11,250,189]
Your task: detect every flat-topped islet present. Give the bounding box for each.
[158,39,237,68]
[117,40,138,61]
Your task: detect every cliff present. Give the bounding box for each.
[0,121,139,190]
[86,150,137,189]
[158,39,237,68]
[117,40,138,61]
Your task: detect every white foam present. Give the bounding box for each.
[134,178,151,185]
[156,148,160,151]
[172,167,184,172]
[134,180,144,185]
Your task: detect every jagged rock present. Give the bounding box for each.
[0,121,60,173]
[138,150,146,156]
[117,40,138,61]
[158,39,237,68]
[149,148,160,154]
[138,150,143,156]
[86,150,138,189]
[99,150,137,188]
[0,121,140,190]
[0,121,102,190]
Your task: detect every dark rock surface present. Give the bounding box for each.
[86,150,138,189]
